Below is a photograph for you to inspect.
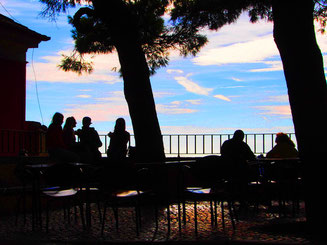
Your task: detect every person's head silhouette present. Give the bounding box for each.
[51,112,64,126]
[233,129,245,141]
[275,132,295,147]
[64,116,77,129]
[114,118,126,133]
[82,116,92,127]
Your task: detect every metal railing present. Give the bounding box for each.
[1,130,296,158]
[98,132,297,157]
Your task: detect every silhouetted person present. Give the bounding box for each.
[46,112,79,163]
[63,116,77,149]
[266,132,299,158]
[76,116,103,163]
[221,130,256,164]
[105,118,134,188]
[221,130,255,210]
[107,118,130,161]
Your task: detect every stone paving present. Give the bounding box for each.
[0,200,322,244]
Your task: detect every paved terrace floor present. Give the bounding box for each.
[0,200,324,244]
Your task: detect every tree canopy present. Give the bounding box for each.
[40,0,207,75]
[170,0,327,33]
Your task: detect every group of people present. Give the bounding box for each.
[46,112,130,164]
[46,111,298,166]
[221,129,298,163]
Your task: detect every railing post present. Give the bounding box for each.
[186,135,188,154]
[203,135,205,154]
[262,134,265,155]
[177,135,180,158]
[169,135,172,155]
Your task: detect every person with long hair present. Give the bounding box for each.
[266,132,299,158]
[106,118,130,161]
[46,112,79,162]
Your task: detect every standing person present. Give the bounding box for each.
[62,116,78,149]
[76,116,103,163]
[46,112,79,162]
[107,118,130,161]
[266,132,299,158]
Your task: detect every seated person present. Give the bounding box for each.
[266,132,299,158]
[46,112,79,163]
[221,129,256,164]
[76,116,103,163]
[221,130,256,190]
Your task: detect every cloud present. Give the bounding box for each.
[26,50,122,84]
[254,105,292,117]
[193,35,279,66]
[266,95,289,103]
[76,95,91,98]
[174,76,213,95]
[153,91,176,98]
[64,91,129,122]
[202,14,274,48]
[250,60,283,72]
[79,89,92,92]
[231,77,243,82]
[214,94,231,102]
[186,99,202,105]
[64,102,129,122]
[156,102,198,114]
[167,69,184,74]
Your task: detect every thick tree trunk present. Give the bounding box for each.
[116,41,166,162]
[272,0,327,232]
[93,0,165,162]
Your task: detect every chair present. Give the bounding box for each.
[180,159,236,234]
[246,158,303,218]
[100,167,155,236]
[264,159,303,217]
[42,187,85,232]
[41,163,86,232]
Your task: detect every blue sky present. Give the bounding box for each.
[2,0,327,136]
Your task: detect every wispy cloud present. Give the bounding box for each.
[167,69,184,74]
[64,91,128,122]
[214,94,231,102]
[153,91,176,98]
[186,99,202,105]
[193,35,279,66]
[27,50,121,84]
[174,76,213,96]
[254,105,292,118]
[76,95,91,98]
[156,103,198,114]
[79,89,93,92]
[64,102,129,122]
[231,77,243,82]
[266,95,289,103]
[250,60,283,72]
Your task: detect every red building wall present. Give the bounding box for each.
[0,58,26,131]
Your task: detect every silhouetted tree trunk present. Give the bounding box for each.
[93,0,165,162]
[272,0,327,231]
[116,40,166,162]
